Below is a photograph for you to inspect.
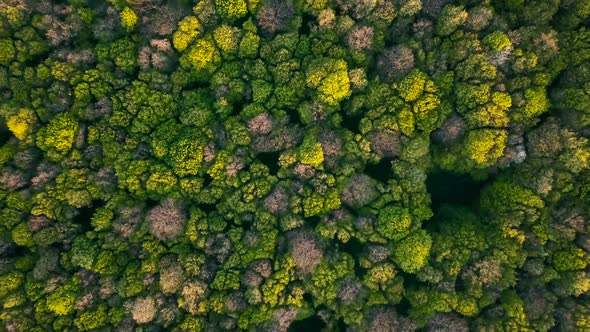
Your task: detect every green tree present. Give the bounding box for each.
[376,206,412,241]
[216,0,249,20]
[0,39,15,66]
[393,229,432,273]
[36,112,78,160]
[306,58,351,105]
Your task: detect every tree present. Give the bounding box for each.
[369,130,402,158]
[167,135,204,177]
[341,174,378,208]
[431,115,466,146]
[256,0,294,34]
[393,230,432,273]
[398,69,427,102]
[46,280,79,316]
[216,0,249,21]
[173,16,203,51]
[347,26,374,51]
[36,112,78,160]
[147,199,187,241]
[288,230,324,275]
[0,39,15,66]
[376,206,412,241]
[131,296,156,324]
[120,7,138,31]
[377,46,415,82]
[306,58,351,105]
[180,36,221,77]
[363,307,416,332]
[464,129,508,167]
[297,135,324,168]
[436,5,468,36]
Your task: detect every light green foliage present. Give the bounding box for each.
[96,38,137,74]
[436,5,468,36]
[74,304,107,331]
[52,168,100,208]
[553,247,588,271]
[456,54,497,82]
[413,93,442,133]
[393,230,432,273]
[0,272,23,298]
[36,112,78,160]
[261,256,295,306]
[211,269,241,290]
[71,236,98,270]
[398,69,427,102]
[429,206,487,278]
[182,37,222,76]
[302,189,341,217]
[483,31,511,51]
[239,32,260,59]
[306,58,351,105]
[512,88,548,122]
[501,291,531,330]
[7,108,36,141]
[298,135,324,167]
[168,135,204,177]
[0,39,15,66]
[0,1,587,330]
[466,92,511,128]
[113,81,176,133]
[376,206,412,241]
[91,208,114,231]
[480,180,544,232]
[214,25,241,56]
[46,280,79,316]
[308,254,354,305]
[456,83,491,114]
[216,0,248,20]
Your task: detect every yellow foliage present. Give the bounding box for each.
[215,0,248,20]
[465,129,507,165]
[278,151,297,167]
[213,25,240,55]
[305,0,328,14]
[298,138,324,167]
[397,108,415,136]
[7,109,36,141]
[185,37,221,72]
[0,4,24,25]
[306,59,351,105]
[120,7,138,31]
[318,70,351,105]
[36,112,78,160]
[173,16,202,51]
[467,104,509,128]
[492,92,512,110]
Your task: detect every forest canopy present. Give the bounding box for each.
[1,0,590,331]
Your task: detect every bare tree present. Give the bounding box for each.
[431,115,466,146]
[256,0,295,35]
[147,199,186,241]
[377,46,415,82]
[287,230,324,275]
[347,26,374,51]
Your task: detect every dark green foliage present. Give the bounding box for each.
[0,1,588,331]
